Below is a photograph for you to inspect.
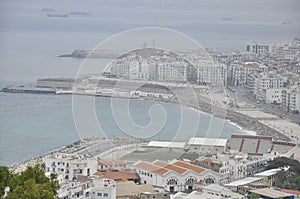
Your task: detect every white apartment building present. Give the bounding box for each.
[156,60,189,82]
[43,153,97,184]
[196,62,228,85]
[228,157,267,182]
[282,86,300,113]
[262,88,283,104]
[57,177,116,199]
[289,88,300,113]
[252,72,285,100]
[197,153,268,184]
[228,62,267,86]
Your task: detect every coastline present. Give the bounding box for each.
[3,82,296,171]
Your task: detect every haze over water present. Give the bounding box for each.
[0,0,299,82]
[0,0,299,165]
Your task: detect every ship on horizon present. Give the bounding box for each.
[281,21,292,25]
[47,13,69,18]
[70,11,91,16]
[42,8,54,12]
[222,17,234,21]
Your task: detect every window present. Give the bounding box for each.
[97,193,102,196]
[103,193,108,197]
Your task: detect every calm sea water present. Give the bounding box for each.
[0,90,242,166]
[0,0,299,165]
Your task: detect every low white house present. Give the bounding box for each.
[147,141,187,153]
[224,177,264,194]
[202,184,245,199]
[187,137,228,154]
[133,159,220,192]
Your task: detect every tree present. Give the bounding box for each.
[247,193,260,199]
[0,163,59,198]
[0,166,13,196]
[266,157,300,191]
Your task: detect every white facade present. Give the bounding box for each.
[252,72,285,100]
[147,141,187,153]
[93,178,116,199]
[262,88,283,104]
[228,63,262,86]
[187,137,228,154]
[57,177,116,199]
[224,177,264,194]
[228,158,267,182]
[282,87,300,113]
[133,160,220,192]
[290,88,300,113]
[108,49,192,83]
[43,153,97,184]
[202,184,245,199]
[198,153,269,184]
[196,63,227,85]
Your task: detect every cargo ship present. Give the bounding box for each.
[47,13,69,18]
[222,17,234,21]
[42,8,54,12]
[70,11,91,16]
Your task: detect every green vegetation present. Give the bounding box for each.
[178,153,199,161]
[0,164,59,199]
[131,150,149,154]
[266,157,300,190]
[247,193,260,199]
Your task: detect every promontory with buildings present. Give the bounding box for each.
[2,38,300,199]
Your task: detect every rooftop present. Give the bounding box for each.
[148,141,186,149]
[98,160,127,166]
[173,160,206,174]
[255,167,289,177]
[187,137,228,147]
[134,160,207,176]
[116,181,153,197]
[134,161,170,176]
[224,177,263,187]
[94,169,139,181]
[250,188,294,198]
[153,160,188,174]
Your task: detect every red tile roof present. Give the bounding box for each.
[94,170,139,181]
[152,160,188,174]
[152,160,168,167]
[135,160,207,176]
[135,162,170,175]
[98,160,127,166]
[173,160,206,174]
[281,189,300,195]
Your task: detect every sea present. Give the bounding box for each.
[0,0,299,166]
